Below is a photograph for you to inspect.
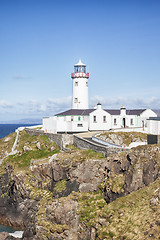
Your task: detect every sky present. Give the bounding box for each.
[0,0,160,122]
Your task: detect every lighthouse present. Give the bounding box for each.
[71,60,89,109]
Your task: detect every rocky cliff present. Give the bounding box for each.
[0,130,160,239]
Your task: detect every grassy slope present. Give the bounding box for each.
[78,177,160,240]
[0,131,160,239]
[2,130,60,169]
[0,133,16,159]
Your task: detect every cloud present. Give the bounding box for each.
[14,96,72,117]
[89,96,160,109]
[1,95,160,122]
[0,100,13,108]
[12,75,31,80]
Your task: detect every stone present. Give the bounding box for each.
[36,142,41,150]
[150,196,159,207]
[23,146,32,152]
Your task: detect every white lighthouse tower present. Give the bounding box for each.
[71,60,89,109]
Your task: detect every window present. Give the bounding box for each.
[71,116,74,121]
[103,116,106,122]
[77,124,83,127]
[78,116,81,121]
[75,81,78,86]
[93,116,96,123]
[74,98,78,103]
[114,118,117,125]
[130,119,133,125]
[86,81,88,87]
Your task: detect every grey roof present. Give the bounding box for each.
[104,109,120,115]
[56,108,147,116]
[126,109,146,115]
[148,117,160,121]
[56,109,94,116]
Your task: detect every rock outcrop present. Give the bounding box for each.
[102,145,160,203]
[0,142,160,239]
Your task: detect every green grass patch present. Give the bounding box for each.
[54,179,67,192]
[78,149,104,161]
[3,149,59,168]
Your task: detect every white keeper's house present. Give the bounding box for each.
[43,60,157,133]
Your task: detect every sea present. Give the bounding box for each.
[0,123,39,237]
[0,124,39,139]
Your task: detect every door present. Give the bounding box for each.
[122,118,126,128]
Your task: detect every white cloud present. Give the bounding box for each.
[89,96,160,109]
[0,100,13,108]
[0,95,160,122]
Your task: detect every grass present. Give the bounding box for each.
[3,148,59,168]
[2,130,60,169]
[54,179,67,192]
[78,177,160,240]
[0,132,16,159]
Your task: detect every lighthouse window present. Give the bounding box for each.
[75,81,78,86]
[93,116,96,123]
[86,81,88,87]
[114,118,117,125]
[74,98,78,103]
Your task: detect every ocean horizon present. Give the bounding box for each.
[0,123,40,139]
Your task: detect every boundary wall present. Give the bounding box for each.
[73,135,124,157]
[25,128,73,149]
[25,128,124,156]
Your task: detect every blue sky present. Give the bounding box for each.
[0,0,160,122]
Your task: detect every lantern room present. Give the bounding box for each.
[71,60,89,78]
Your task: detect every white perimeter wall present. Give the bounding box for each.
[148,119,160,135]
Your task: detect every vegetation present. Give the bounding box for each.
[2,130,60,169]
[54,179,67,192]
[0,132,16,159]
[99,173,125,194]
[78,177,160,240]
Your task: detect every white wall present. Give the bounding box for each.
[89,108,111,131]
[43,117,57,133]
[148,119,160,135]
[139,109,157,127]
[72,77,88,109]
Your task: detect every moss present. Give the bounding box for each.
[0,132,16,159]
[0,192,8,198]
[54,179,67,192]
[78,192,106,226]
[3,148,59,169]
[99,174,125,194]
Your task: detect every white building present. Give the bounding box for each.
[147,117,160,135]
[72,60,89,109]
[43,61,157,133]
